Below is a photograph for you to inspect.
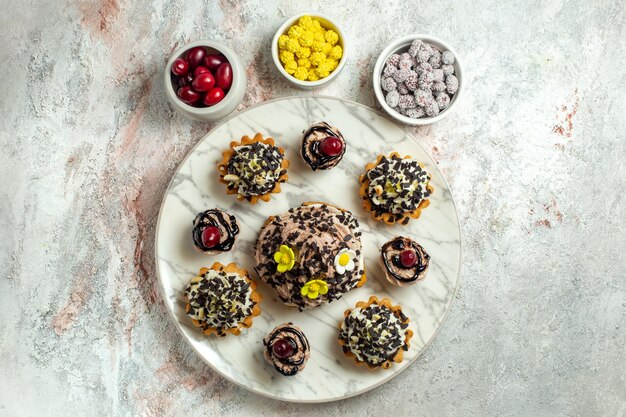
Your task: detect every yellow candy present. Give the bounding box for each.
[315,67,330,78]
[310,52,326,67]
[278,35,289,49]
[299,31,314,47]
[288,25,304,39]
[294,66,309,80]
[324,30,339,45]
[311,41,325,52]
[329,45,343,60]
[280,50,295,64]
[277,16,342,81]
[298,15,313,28]
[325,58,339,71]
[286,38,300,53]
[313,32,325,43]
[284,60,297,74]
[295,46,311,58]
[319,60,334,73]
[297,58,311,69]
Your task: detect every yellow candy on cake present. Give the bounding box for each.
[295,46,311,59]
[324,30,339,45]
[329,45,343,60]
[294,66,309,80]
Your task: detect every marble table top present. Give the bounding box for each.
[1,0,624,416]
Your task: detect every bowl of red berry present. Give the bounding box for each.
[165,40,247,121]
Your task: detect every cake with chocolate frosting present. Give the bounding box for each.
[217,133,290,204]
[254,202,366,310]
[300,122,346,171]
[338,296,413,369]
[184,262,261,337]
[263,322,310,376]
[380,236,430,286]
[192,209,239,255]
[359,152,434,225]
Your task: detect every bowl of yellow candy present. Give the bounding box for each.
[272,12,346,89]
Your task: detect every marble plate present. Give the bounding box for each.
[155,96,461,403]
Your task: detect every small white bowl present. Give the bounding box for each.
[373,34,464,125]
[164,40,247,122]
[271,12,347,89]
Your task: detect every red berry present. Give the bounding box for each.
[203,87,225,106]
[399,250,417,268]
[171,59,189,76]
[177,86,201,105]
[201,226,221,248]
[319,136,343,157]
[192,72,216,92]
[215,62,233,90]
[186,47,206,68]
[272,338,295,359]
[176,72,194,87]
[204,54,227,70]
[193,66,210,77]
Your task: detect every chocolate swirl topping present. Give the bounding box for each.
[263,322,311,376]
[300,122,346,171]
[381,236,430,283]
[192,209,239,253]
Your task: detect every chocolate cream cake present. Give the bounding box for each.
[254,202,366,310]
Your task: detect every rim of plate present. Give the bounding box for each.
[154,95,463,403]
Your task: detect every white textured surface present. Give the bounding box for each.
[1,0,625,416]
[156,96,460,402]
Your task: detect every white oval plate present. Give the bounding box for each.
[155,96,461,403]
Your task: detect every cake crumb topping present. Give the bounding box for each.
[339,304,408,366]
[366,154,431,214]
[185,269,254,336]
[226,142,285,197]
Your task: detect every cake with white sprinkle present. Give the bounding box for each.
[217,133,290,204]
[338,296,413,369]
[359,152,434,225]
[184,262,261,336]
